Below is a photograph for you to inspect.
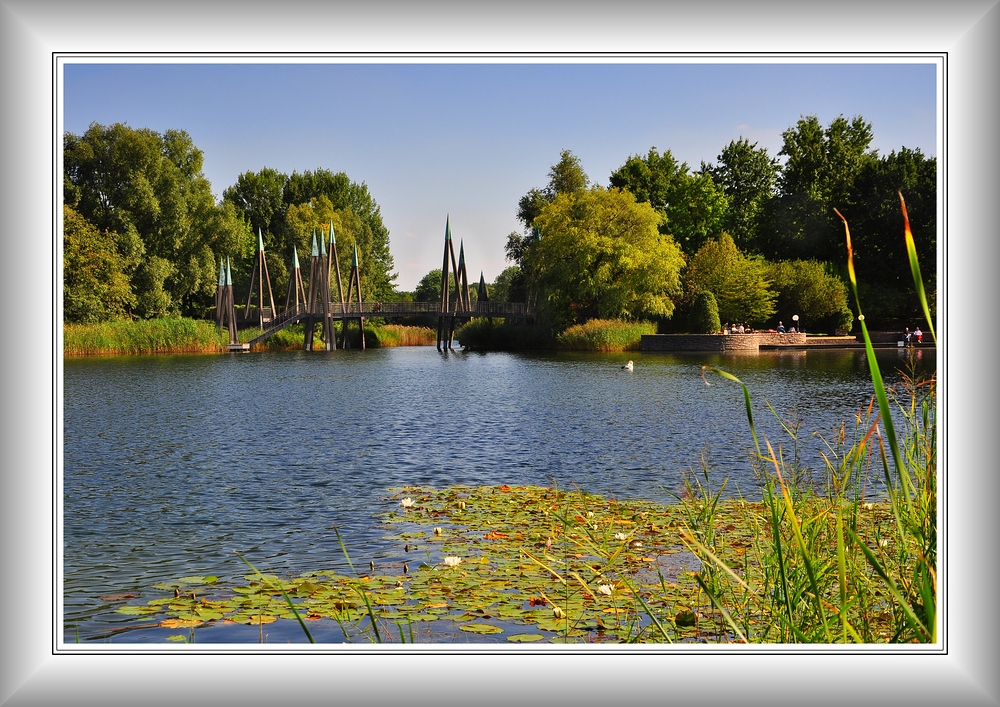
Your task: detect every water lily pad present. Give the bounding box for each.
[459,623,504,635]
[506,633,544,642]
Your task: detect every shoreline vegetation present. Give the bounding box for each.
[63,317,667,356]
[62,318,437,356]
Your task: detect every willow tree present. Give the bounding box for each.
[684,233,776,326]
[526,186,686,333]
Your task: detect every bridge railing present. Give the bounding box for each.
[327,301,532,317]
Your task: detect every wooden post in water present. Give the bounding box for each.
[437,216,453,351]
[318,232,334,350]
[244,228,277,327]
[304,232,321,351]
[478,270,491,325]
[216,258,239,345]
[447,240,472,349]
[342,244,365,349]
[285,246,307,311]
[327,222,345,350]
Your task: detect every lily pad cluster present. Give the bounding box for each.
[117,485,738,643]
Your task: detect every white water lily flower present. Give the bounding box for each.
[614,532,627,542]
[878,538,890,548]
[598,584,613,596]
[442,556,462,567]
[434,527,443,536]
[400,498,415,508]
[552,606,565,619]
[587,511,594,518]
[863,502,874,510]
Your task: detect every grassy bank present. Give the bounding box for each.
[64,318,228,356]
[557,319,657,352]
[64,318,437,356]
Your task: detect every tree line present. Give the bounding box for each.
[497,114,935,333]
[64,115,935,334]
[63,122,396,323]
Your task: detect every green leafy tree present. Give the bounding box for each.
[610,147,729,256]
[414,268,448,302]
[512,150,591,264]
[491,265,526,303]
[223,167,288,240]
[845,149,936,326]
[762,115,878,263]
[685,233,776,326]
[64,122,251,318]
[63,205,136,322]
[281,169,397,301]
[702,138,779,254]
[689,291,721,334]
[767,260,852,334]
[526,187,686,332]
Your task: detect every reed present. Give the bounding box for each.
[63,318,227,356]
[371,324,436,347]
[673,194,937,643]
[556,319,657,352]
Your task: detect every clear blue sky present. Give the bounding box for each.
[62,61,938,291]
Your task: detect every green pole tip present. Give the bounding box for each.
[311,232,319,257]
[329,221,336,245]
[352,244,360,267]
[218,259,226,287]
[226,258,233,286]
[320,232,327,256]
[258,228,265,252]
[445,215,452,240]
[459,240,465,264]
[292,247,300,269]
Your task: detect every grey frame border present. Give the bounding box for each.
[4,1,997,704]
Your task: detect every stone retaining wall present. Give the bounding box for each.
[641,332,806,352]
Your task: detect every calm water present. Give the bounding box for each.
[61,345,935,642]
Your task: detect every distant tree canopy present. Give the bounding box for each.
[63,122,251,320]
[684,233,776,326]
[609,147,729,257]
[511,117,935,331]
[223,167,397,304]
[62,122,397,324]
[526,187,686,333]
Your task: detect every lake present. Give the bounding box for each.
[61,345,935,643]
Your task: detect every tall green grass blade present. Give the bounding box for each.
[835,209,909,501]
[767,441,831,642]
[693,573,748,644]
[333,526,382,643]
[899,192,936,345]
[234,551,315,644]
[702,366,760,457]
[844,526,930,642]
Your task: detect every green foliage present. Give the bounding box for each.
[761,115,879,264]
[527,187,686,332]
[702,138,779,254]
[688,291,721,334]
[610,147,730,256]
[556,319,656,352]
[516,150,589,229]
[684,233,776,325]
[767,260,851,333]
[490,265,526,303]
[63,205,136,322]
[63,317,227,355]
[64,122,252,318]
